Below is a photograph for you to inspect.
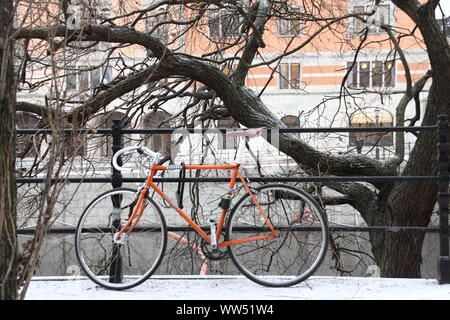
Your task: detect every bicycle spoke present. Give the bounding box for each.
[227,185,328,287]
[75,188,167,290]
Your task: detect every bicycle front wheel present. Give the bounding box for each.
[75,188,167,290]
[227,184,328,287]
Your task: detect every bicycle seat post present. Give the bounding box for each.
[233,136,248,165]
[226,127,266,165]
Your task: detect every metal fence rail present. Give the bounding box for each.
[15,115,450,283]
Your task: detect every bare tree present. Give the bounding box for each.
[0,0,18,300]
[5,0,450,299]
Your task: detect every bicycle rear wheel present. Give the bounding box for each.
[75,188,167,290]
[226,184,328,287]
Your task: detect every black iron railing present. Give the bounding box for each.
[15,115,450,283]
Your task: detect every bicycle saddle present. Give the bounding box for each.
[226,127,266,138]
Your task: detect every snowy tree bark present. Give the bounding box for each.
[0,0,17,300]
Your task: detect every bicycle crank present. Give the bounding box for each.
[200,231,228,260]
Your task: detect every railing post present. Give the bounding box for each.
[111,119,123,189]
[109,119,123,283]
[437,114,450,284]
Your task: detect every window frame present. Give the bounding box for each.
[145,10,170,44]
[348,108,394,147]
[64,133,88,158]
[346,60,395,88]
[277,5,303,37]
[16,112,41,159]
[281,114,301,138]
[142,111,173,155]
[279,62,301,90]
[208,8,242,39]
[66,65,113,92]
[350,3,393,36]
[100,112,129,157]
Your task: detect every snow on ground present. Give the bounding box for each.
[25,275,450,300]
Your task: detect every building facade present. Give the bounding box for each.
[15,0,434,167]
[14,0,446,278]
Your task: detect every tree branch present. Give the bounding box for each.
[14,21,397,179]
[14,24,170,60]
[407,70,432,127]
[232,0,270,84]
[16,101,66,119]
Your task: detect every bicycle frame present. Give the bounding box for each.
[116,163,278,247]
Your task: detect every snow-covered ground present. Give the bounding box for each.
[25,275,450,300]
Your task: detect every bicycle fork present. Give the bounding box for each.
[114,187,148,243]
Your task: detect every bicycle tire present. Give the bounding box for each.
[226,184,329,287]
[75,188,167,290]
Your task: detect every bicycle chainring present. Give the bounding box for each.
[200,232,228,261]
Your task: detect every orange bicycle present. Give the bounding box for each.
[75,128,329,290]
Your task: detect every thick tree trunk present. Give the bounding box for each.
[374,232,426,277]
[0,0,17,300]
[369,72,441,277]
[370,0,450,278]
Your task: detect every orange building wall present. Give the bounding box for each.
[182,0,429,90]
[16,0,431,91]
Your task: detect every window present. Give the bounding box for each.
[79,67,90,92]
[349,108,393,147]
[66,65,112,92]
[281,115,300,138]
[281,115,300,128]
[223,63,237,75]
[347,60,395,88]
[90,68,101,88]
[208,8,241,39]
[143,110,172,155]
[80,5,98,24]
[66,71,77,91]
[145,10,170,44]
[16,112,40,158]
[100,112,129,157]
[279,63,301,89]
[278,5,303,37]
[64,132,87,158]
[66,0,102,28]
[352,5,365,34]
[437,17,450,36]
[384,60,395,87]
[218,119,239,150]
[351,3,391,35]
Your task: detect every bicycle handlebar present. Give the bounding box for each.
[112,146,161,172]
